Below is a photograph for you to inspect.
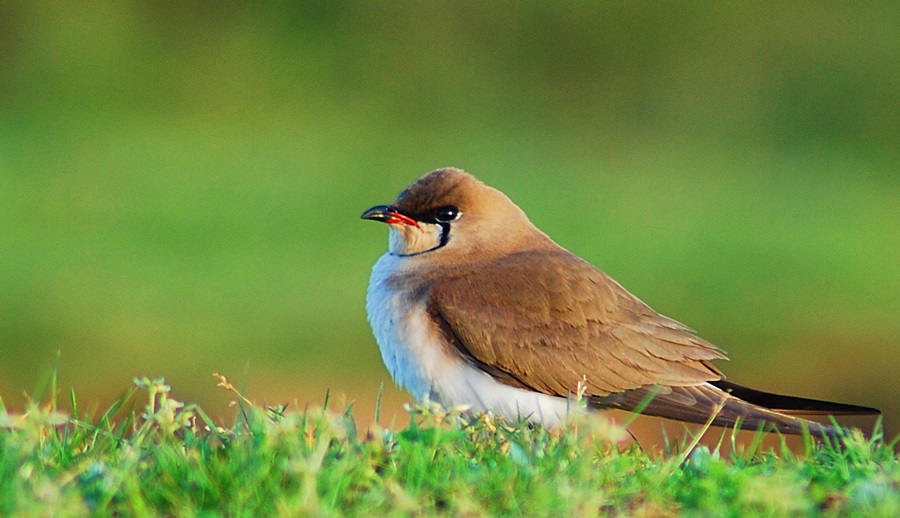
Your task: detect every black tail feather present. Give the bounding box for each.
[710,380,880,416]
[590,381,880,438]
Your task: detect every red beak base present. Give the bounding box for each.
[361,205,420,228]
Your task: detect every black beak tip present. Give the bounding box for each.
[361,205,392,222]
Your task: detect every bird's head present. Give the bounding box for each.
[361,168,550,259]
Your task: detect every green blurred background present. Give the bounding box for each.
[2,3,898,435]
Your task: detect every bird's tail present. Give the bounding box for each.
[590,380,880,438]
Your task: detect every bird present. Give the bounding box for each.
[361,167,879,438]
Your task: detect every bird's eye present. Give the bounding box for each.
[434,206,460,223]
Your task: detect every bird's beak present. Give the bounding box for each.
[361,205,420,228]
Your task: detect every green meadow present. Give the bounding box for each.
[2,377,898,516]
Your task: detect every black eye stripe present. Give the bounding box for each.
[437,222,451,248]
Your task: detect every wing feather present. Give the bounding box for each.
[430,250,727,397]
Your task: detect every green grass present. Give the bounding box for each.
[2,375,897,517]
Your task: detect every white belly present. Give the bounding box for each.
[366,253,570,426]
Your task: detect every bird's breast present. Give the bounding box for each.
[365,253,570,426]
[366,253,451,401]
